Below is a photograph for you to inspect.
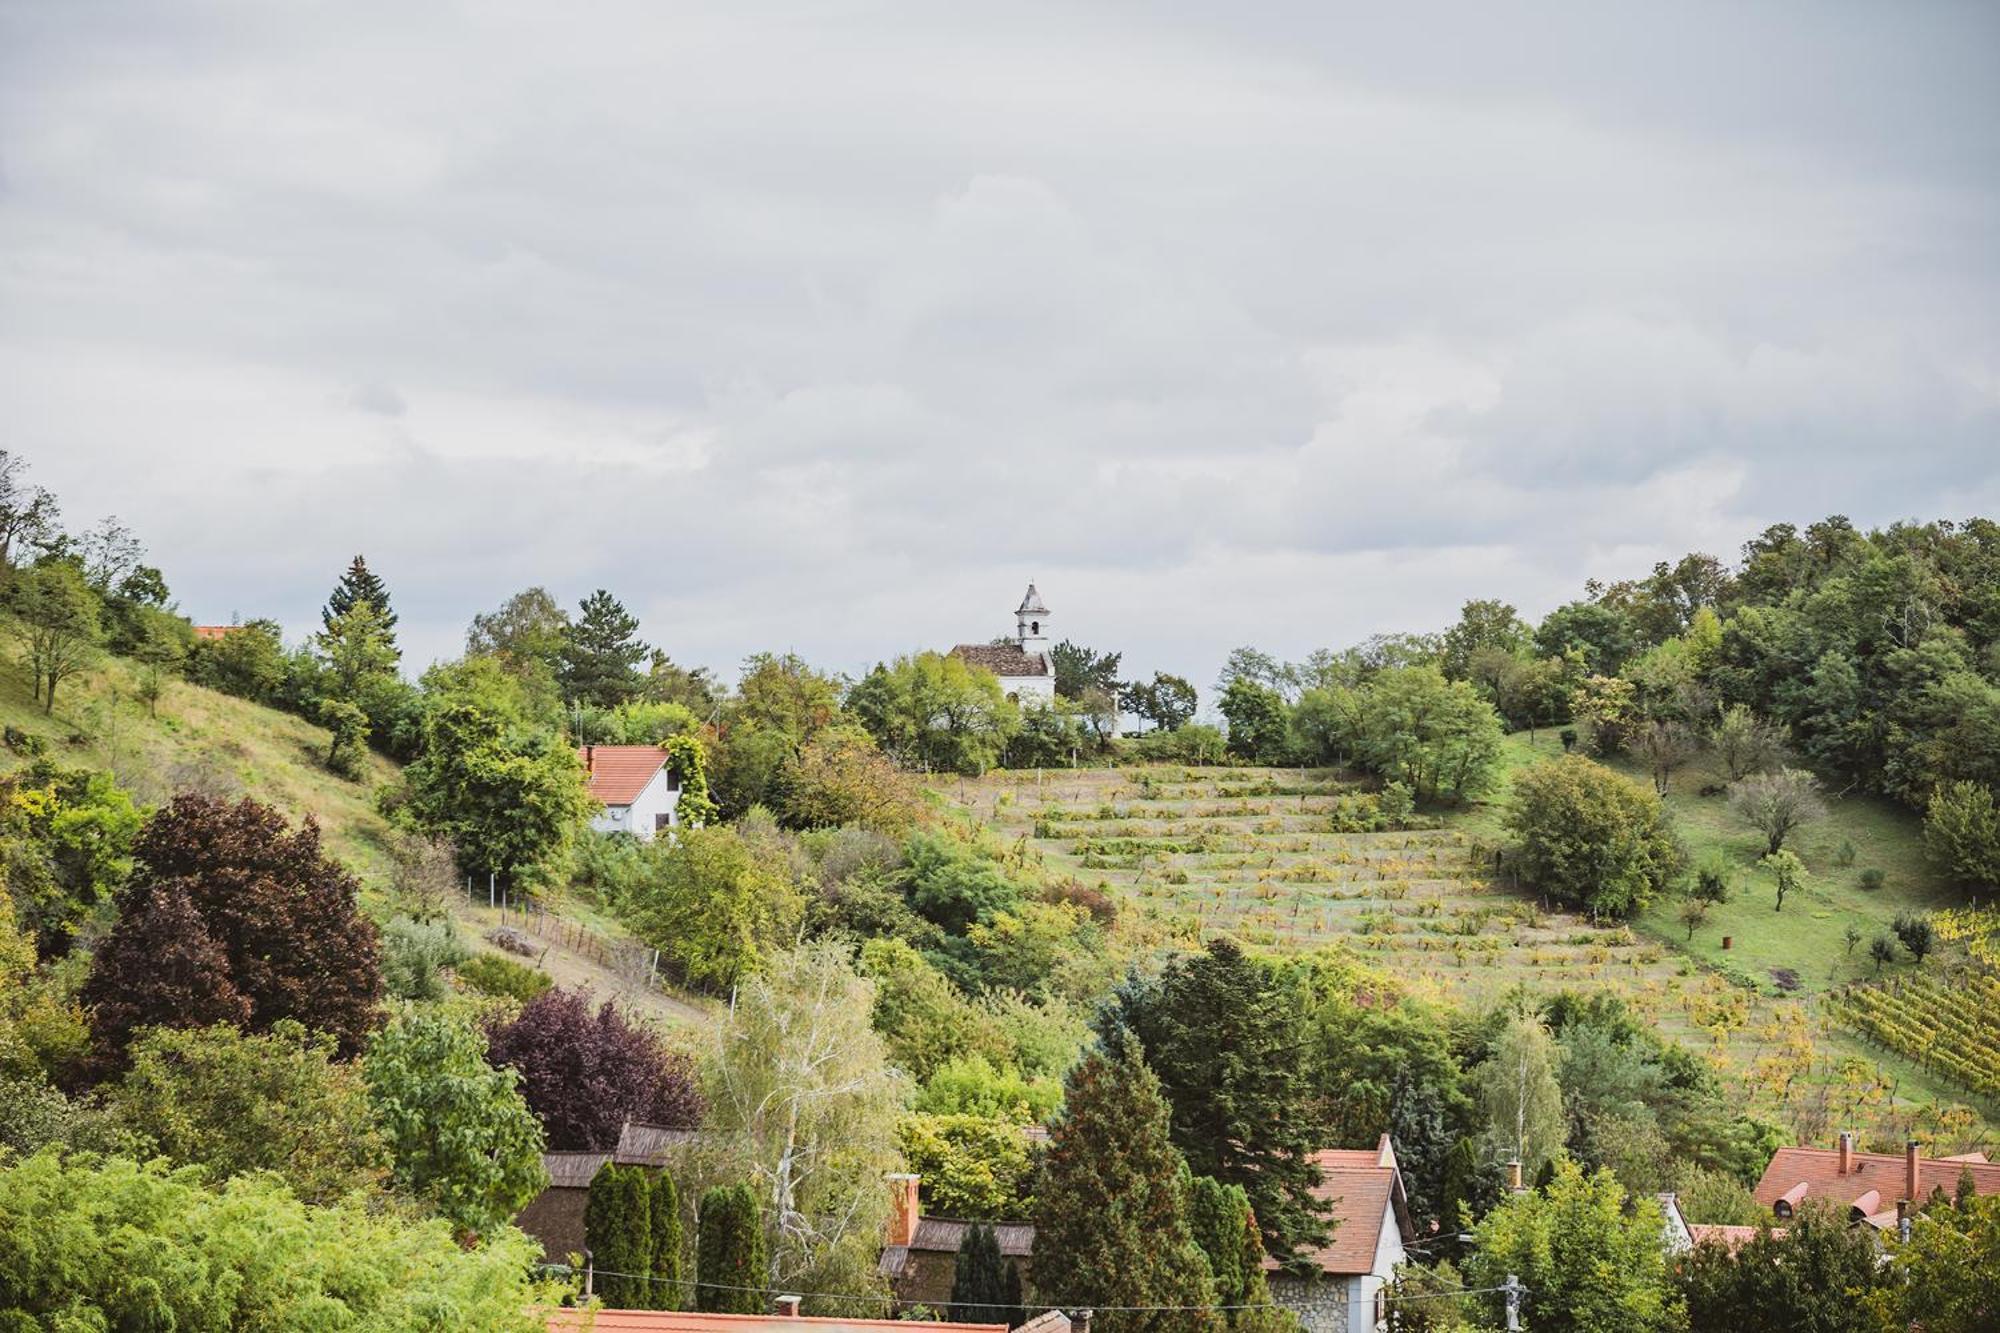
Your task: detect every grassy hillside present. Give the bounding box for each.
[945,756,1995,1147]
[0,646,707,1027]
[0,651,401,882]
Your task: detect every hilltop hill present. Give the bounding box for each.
[0,649,706,1026]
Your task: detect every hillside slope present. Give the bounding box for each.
[0,648,706,1027]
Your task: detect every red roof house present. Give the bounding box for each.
[548,1309,1004,1333]
[1265,1135,1415,1333]
[579,745,683,841]
[1752,1135,2000,1230]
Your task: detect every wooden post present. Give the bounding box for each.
[488,872,496,910]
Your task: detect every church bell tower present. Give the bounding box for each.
[1016,583,1050,657]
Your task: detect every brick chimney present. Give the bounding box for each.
[774,1296,802,1317]
[1838,1131,1854,1176]
[885,1173,920,1247]
[585,744,596,775]
[1506,1159,1524,1193]
[1905,1139,1921,1204]
[1070,1310,1093,1333]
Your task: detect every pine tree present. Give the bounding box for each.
[1000,1261,1024,1328]
[559,588,649,708]
[1187,1175,1271,1319]
[949,1224,1009,1324]
[1101,937,1327,1266]
[696,1184,766,1314]
[586,1163,653,1308]
[1031,1034,1220,1333]
[323,554,397,640]
[650,1169,685,1311]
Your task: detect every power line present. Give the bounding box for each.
[535,1264,1523,1312]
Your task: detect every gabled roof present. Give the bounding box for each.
[548,1313,1004,1333]
[949,644,1052,679]
[191,625,243,640]
[1687,1224,1765,1254]
[1270,1134,1413,1277]
[579,745,672,807]
[1016,584,1049,616]
[1752,1145,2000,1226]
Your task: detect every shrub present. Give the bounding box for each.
[1504,755,1684,918]
[486,988,701,1150]
[695,1184,765,1314]
[380,916,469,1002]
[1891,912,1936,964]
[455,952,553,1002]
[1859,867,1887,893]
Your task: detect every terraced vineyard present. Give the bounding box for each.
[1824,909,2000,1102]
[941,764,1996,1149]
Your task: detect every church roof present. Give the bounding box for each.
[950,644,1052,678]
[1016,583,1049,616]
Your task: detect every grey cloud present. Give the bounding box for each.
[2,1,1995,686]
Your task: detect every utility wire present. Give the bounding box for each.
[536,1265,1520,1311]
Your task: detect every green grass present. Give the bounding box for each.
[0,650,401,884]
[946,753,1997,1142]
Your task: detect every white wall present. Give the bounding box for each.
[587,766,682,841]
[1007,674,1057,704]
[1351,1198,1407,1333]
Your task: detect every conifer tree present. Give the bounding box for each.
[1031,1034,1220,1333]
[586,1163,654,1308]
[1187,1175,1271,1319]
[949,1223,1009,1324]
[1000,1261,1024,1328]
[1100,937,1326,1266]
[323,554,398,641]
[560,588,649,708]
[650,1168,685,1311]
[696,1183,766,1314]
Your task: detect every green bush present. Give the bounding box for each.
[381,916,469,1002]
[1858,867,1887,893]
[454,953,553,1003]
[695,1183,765,1314]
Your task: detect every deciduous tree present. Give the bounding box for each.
[1504,755,1684,918]
[1729,768,1828,856]
[486,988,702,1150]
[1469,1159,1680,1333]
[15,561,100,713]
[363,1002,547,1238]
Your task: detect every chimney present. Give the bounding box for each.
[1506,1159,1524,1193]
[1905,1139,1921,1205]
[1838,1131,1854,1176]
[774,1296,802,1318]
[1070,1311,1094,1333]
[1896,1199,1912,1245]
[885,1173,920,1248]
[585,744,595,775]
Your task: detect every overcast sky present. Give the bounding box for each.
[5,1,1998,692]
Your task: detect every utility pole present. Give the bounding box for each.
[1503,1274,1523,1331]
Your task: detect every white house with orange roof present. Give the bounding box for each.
[579,744,682,840]
[1266,1135,1415,1333]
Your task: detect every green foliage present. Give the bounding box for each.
[1032,1034,1220,1333]
[664,732,719,826]
[906,831,1024,935]
[1678,1202,1885,1333]
[628,823,805,991]
[783,727,922,833]
[14,559,102,713]
[455,951,554,1003]
[1051,641,1123,702]
[914,1055,1061,1123]
[1476,1005,1565,1183]
[1187,1175,1271,1316]
[1668,1162,1763,1226]
[897,1113,1035,1217]
[1122,672,1199,732]
[948,1223,1020,1325]
[1349,666,1506,802]
[0,758,142,954]
[1127,722,1228,765]
[849,651,1020,776]
[560,588,650,708]
[1468,1158,1679,1332]
[1504,754,1684,918]
[381,915,469,1002]
[1729,767,1829,856]
[651,1168,686,1311]
[109,1020,389,1204]
[322,553,398,640]
[858,937,1009,1083]
[700,943,903,1301]
[1103,937,1326,1265]
[1219,677,1291,764]
[363,1002,548,1238]
[0,1149,556,1330]
[1868,1193,2000,1332]
[696,1183,767,1313]
[588,1162,656,1308]
[1892,910,1936,963]
[1759,848,1806,913]
[1923,779,2000,887]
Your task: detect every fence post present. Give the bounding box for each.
[488,872,496,910]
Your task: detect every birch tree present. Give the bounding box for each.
[1478,1004,1565,1182]
[700,942,905,1309]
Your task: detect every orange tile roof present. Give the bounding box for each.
[1687,1224,1765,1254]
[548,1312,1004,1333]
[1266,1134,1411,1277]
[191,625,243,640]
[1752,1145,2000,1223]
[579,745,670,807]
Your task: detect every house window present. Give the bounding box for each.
[655,812,675,833]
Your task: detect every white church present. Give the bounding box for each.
[948,584,1057,703]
